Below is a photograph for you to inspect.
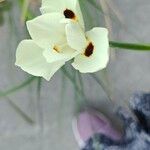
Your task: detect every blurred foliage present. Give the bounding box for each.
[0,0,12,25]
[18,0,38,22]
[0,76,37,98]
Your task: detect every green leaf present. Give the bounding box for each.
[86,0,103,13]
[61,67,85,100]
[79,0,105,30]
[0,1,12,11]
[7,98,34,124]
[21,0,29,22]
[110,41,150,51]
[72,69,82,109]
[76,71,86,101]
[18,0,35,21]
[36,77,44,133]
[90,74,112,101]
[37,77,42,100]
[0,76,37,98]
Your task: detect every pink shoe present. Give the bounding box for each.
[72,110,121,148]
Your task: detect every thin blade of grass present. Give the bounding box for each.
[99,0,116,60]
[90,73,113,102]
[61,67,85,102]
[73,69,82,110]
[105,0,124,24]
[36,77,44,130]
[87,0,103,13]
[0,76,37,98]
[7,97,34,124]
[36,77,44,149]
[57,72,67,127]
[21,0,30,23]
[76,71,87,102]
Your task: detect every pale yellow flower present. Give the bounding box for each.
[15,1,109,80]
[16,13,78,80]
[66,22,109,73]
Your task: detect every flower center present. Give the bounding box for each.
[84,42,94,57]
[53,43,68,53]
[53,45,60,53]
[63,9,76,19]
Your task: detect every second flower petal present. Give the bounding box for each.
[72,28,109,73]
[15,40,65,80]
[26,13,66,49]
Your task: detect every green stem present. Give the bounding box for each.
[0,76,37,98]
[61,67,85,100]
[110,41,150,51]
[76,71,87,101]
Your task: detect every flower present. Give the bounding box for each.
[15,0,109,80]
[40,0,84,28]
[15,13,78,80]
[66,22,109,73]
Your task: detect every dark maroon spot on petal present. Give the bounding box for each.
[63,9,76,19]
[84,42,94,57]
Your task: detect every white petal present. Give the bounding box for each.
[40,0,84,28]
[15,40,65,80]
[43,45,79,63]
[72,28,109,73]
[65,22,87,51]
[26,13,66,49]
[40,0,67,13]
[75,0,85,28]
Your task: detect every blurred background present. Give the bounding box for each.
[0,0,150,149]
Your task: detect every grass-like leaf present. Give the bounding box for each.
[90,74,112,101]
[86,0,103,13]
[0,76,37,98]
[110,41,150,51]
[61,67,86,101]
[7,97,34,124]
[36,77,44,133]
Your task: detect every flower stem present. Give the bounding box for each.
[110,41,150,51]
[61,67,86,102]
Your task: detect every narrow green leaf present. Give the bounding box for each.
[86,0,103,13]
[7,98,34,124]
[76,71,87,102]
[18,0,35,21]
[110,41,150,51]
[21,0,29,23]
[73,69,82,109]
[90,74,112,101]
[0,76,37,98]
[36,77,44,133]
[37,77,42,99]
[61,67,85,100]
[57,72,67,120]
